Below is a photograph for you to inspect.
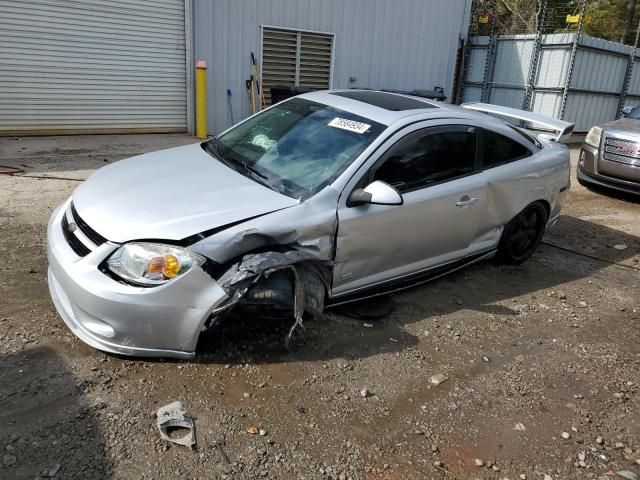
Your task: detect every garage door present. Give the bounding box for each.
[0,0,188,135]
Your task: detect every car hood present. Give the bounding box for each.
[72,143,299,243]
[599,117,640,133]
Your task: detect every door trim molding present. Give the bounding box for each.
[327,248,496,305]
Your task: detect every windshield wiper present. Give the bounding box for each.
[207,138,269,179]
[204,138,279,194]
[205,137,229,159]
[225,156,268,179]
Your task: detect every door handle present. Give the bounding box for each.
[456,196,478,207]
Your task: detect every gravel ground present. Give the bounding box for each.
[0,134,639,480]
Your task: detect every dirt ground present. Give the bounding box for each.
[0,134,639,480]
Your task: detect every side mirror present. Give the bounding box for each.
[348,180,403,207]
[622,106,633,117]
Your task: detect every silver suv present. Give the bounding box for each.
[579,106,640,196]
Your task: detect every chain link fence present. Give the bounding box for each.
[458,0,640,133]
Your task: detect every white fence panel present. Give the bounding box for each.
[531,91,562,119]
[461,32,640,133]
[564,93,619,132]
[536,48,570,88]
[466,46,489,84]
[571,49,626,92]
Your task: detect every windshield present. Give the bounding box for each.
[627,106,640,119]
[203,98,385,199]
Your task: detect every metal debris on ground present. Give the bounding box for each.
[429,374,449,386]
[247,426,259,435]
[616,470,640,480]
[216,442,230,464]
[156,401,196,448]
[47,463,61,477]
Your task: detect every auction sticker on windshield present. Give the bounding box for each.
[328,117,371,134]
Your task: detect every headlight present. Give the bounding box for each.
[585,126,602,148]
[107,243,205,286]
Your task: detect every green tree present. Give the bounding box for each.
[471,0,640,44]
[584,0,640,44]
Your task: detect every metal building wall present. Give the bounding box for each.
[193,0,472,135]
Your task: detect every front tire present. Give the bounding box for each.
[496,202,548,265]
[240,270,294,318]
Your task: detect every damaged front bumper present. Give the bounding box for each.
[47,203,229,359]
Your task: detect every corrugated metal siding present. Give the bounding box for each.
[627,59,640,96]
[536,47,570,88]
[0,0,187,134]
[463,86,483,102]
[623,97,640,108]
[531,91,562,119]
[564,93,619,132]
[571,49,626,92]
[466,46,488,84]
[194,0,471,134]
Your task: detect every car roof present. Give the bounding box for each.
[330,90,439,111]
[297,89,502,128]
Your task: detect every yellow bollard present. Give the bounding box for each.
[195,60,207,139]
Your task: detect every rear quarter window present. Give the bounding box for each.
[482,129,532,168]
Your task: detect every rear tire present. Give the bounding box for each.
[496,202,548,265]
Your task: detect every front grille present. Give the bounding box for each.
[603,137,640,167]
[71,203,107,246]
[61,214,91,257]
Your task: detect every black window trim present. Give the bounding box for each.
[358,124,481,195]
[477,127,533,171]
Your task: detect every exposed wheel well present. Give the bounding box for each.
[536,199,551,218]
[235,258,331,319]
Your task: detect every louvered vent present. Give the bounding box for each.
[298,32,333,90]
[261,27,333,105]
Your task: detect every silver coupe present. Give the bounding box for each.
[47,90,573,358]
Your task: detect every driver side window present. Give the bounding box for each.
[373,127,477,193]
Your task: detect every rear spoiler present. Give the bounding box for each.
[461,102,574,143]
